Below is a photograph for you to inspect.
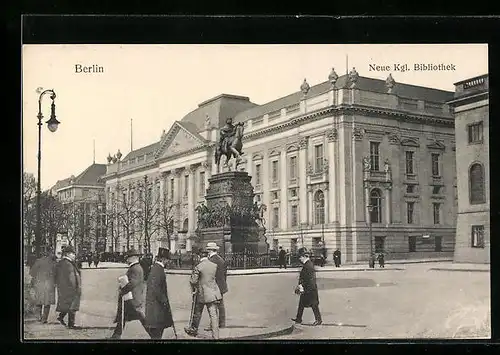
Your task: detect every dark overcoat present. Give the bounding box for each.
[209,253,228,294]
[144,263,174,329]
[298,259,319,308]
[278,250,286,263]
[55,258,82,312]
[29,256,57,305]
[114,262,146,323]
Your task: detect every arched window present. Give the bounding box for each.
[314,190,325,225]
[370,189,382,223]
[470,163,485,204]
[182,218,189,232]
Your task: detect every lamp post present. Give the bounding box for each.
[35,89,60,259]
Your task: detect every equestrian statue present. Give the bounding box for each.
[214,118,245,171]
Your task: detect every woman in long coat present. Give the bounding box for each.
[55,246,82,328]
[29,252,57,323]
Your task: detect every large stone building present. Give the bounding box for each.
[51,163,107,255]
[101,68,457,263]
[448,74,489,263]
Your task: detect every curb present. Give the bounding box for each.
[428,268,490,273]
[165,267,405,276]
[225,323,295,340]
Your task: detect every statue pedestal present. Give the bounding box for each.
[195,171,269,256]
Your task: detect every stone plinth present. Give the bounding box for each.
[196,171,269,255]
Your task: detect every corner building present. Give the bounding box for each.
[448,74,489,263]
[102,69,457,263]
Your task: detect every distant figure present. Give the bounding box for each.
[87,253,92,268]
[292,248,322,326]
[369,253,376,269]
[333,249,341,268]
[278,246,287,269]
[55,246,81,329]
[286,249,291,266]
[93,253,100,268]
[144,248,174,339]
[377,253,385,268]
[29,249,57,323]
[321,246,327,267]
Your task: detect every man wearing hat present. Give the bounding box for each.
[144,247,175,339]
[55,245,81,328]
[30,248,57,324]
[292,247,322,326]
[184,248,222,339]
[110,248,148,339]
[206,242,228,329]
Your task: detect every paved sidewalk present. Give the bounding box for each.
[429,263,490,272]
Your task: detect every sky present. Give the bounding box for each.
[22,44,488,190]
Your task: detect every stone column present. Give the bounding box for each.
[262,150,270,224]
[299,137,308,225]
[280,149,288,230]
[327,128,338,223]
[186,165,196,251]
[350,127,365,263]
[308,186,314,225]
[246,155,253,182]
[385,187,392,225]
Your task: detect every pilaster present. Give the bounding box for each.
[298,137,308,225]
[280,149,288,230]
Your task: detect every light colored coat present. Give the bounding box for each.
[29,256,57,305]
[190,258,222,304]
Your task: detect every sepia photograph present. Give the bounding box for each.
[22,43,490,341]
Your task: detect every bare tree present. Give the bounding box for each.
[135,176,164,254]
[23,173,37,256]
[39,192,66,251]
[114,185,141,251]
[154,190,176,252]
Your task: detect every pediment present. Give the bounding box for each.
[401,138,420,147]
[155,122,205,159]
[286,143,299,152]
[252,153,263,161]
[426,140,446,150]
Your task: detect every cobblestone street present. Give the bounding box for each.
[24,262,490,340]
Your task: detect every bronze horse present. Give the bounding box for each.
[215,122,245,170]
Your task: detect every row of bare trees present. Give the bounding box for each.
[23,172,177,257]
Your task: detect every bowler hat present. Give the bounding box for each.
[126,248,142,258]
[297,247,309,257]
[157,247,170,259]
[62,245,75,255]
[205,242,220,251]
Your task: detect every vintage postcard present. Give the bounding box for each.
[22,43,490,341]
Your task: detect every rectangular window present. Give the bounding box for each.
[272,191,279,200]
[407,202,414,224]
[255,164,262,185]
[184,175,189,197]
[291,205,298,227]
[370,142,380,171]
[289,156,297,179]
[468,122,483,144]
[406,185,416,194]
[290,238,298,254]
[272,207,280,229]
[290,188,297,198]
[431,153,440,176]
[432,186,442,195]
[471,225,485,248]
[272,160,279,182]
[83,189,89,197]
[433,203,440,224]
[374,236,385,253]
[170,178,174,200]
[434,236,442,252]
[405,151,414,174]
[314,144,324,173]
[408,236,416,252]
[272,239,279,250]
[199,171,205,196]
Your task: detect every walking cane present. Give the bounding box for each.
[189,290,196,328]
[121,291,125,333]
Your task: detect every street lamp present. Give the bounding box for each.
[35,89,60,259]
[367,204,374,268]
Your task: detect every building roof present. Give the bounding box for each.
[181,93,258,130]
[234,74,454,123]
[122,141,161,162]
[74,163,107,186]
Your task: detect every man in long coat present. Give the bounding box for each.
[55,245,82,328]
[292,248,322,326]
[110,248,148,339]
[184,249,222,339]
[207,242,227,329]
[278,246,287,269]
[144,248,174,339]
[29,249,57,323]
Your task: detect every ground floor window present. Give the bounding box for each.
[434,236,442,252]
[290,238,298,254]
[408,236,416,252]
[272,238,279,250]
[471,225,485,248]
[374,236,385,253]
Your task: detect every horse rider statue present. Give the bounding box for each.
[215,117,245,170]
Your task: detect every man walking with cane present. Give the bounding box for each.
[144,248,176,339]
[184,248,222,339]
[207,242,227,330]
[109,248,148,339]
